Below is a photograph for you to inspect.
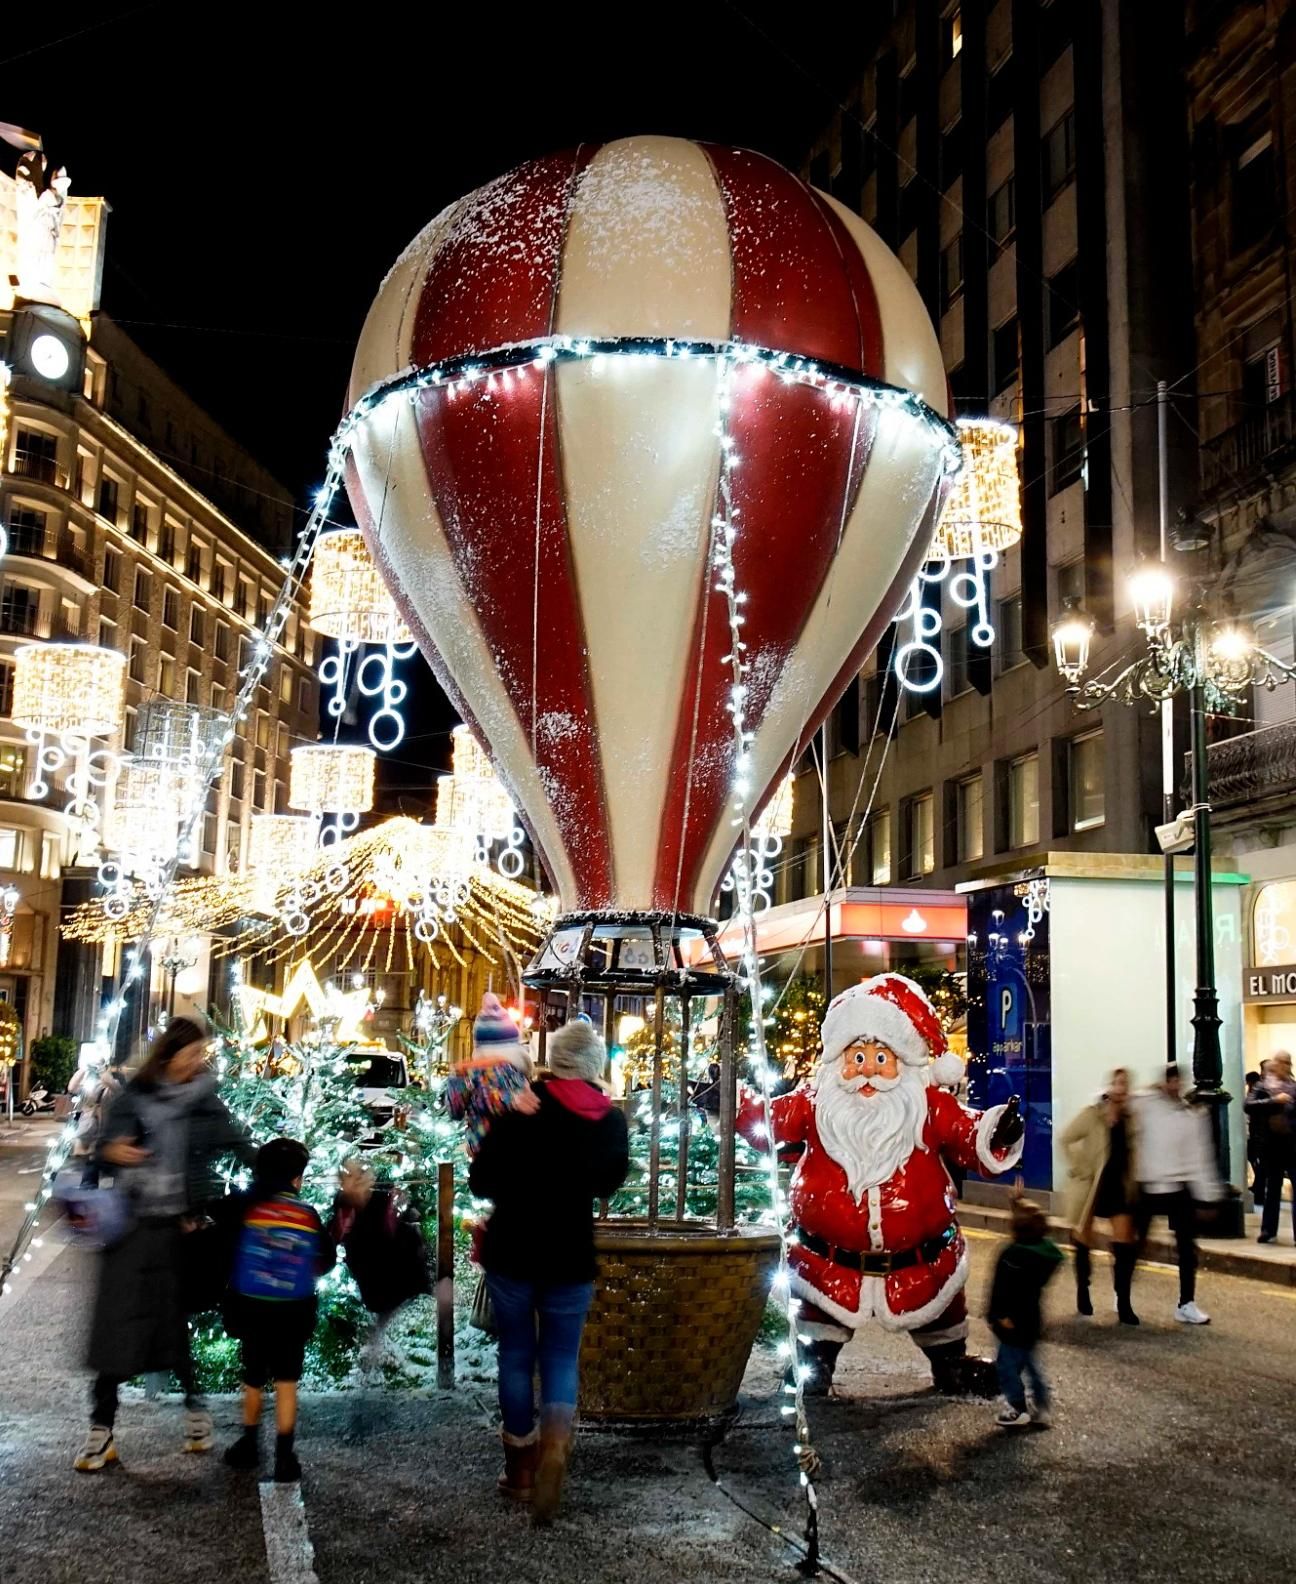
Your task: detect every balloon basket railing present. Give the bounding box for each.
[527,912,781,1437]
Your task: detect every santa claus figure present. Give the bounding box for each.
[739,972,1024,1396]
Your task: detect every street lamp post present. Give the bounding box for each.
[1051,578,1296,1232]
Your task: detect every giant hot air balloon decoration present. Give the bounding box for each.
[345,136,957,929]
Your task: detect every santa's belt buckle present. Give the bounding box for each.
[860,1252,893,1275]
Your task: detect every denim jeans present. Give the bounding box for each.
[485,1273,594,1438]
[996,1341,1049,1413]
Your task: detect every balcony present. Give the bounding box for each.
[9,453,70,490]
[1206,719,1296,815]
[5,522,94,583]
[0,609,83,642]
[1200,388,1296,498]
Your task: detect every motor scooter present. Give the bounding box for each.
[20,1085,55,1117]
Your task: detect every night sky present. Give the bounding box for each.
[3,1,862,801]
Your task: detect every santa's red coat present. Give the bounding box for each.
[738,1084,1021,1332]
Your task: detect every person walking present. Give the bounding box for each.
[1244,1068,1269,1209]
[223,1139,335,1481]
[74,1015,254,1472]
[1059,1068,1141,1325]
[1132,1064,1223,1325]
[1247,1051,1296,1244]
[328,1155,430,1375]
[987,1194,1063,1429]
[468,1018,628,1523]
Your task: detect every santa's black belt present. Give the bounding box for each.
[793,1223,957,1276]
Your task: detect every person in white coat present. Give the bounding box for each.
[1131,1064,1224,1325]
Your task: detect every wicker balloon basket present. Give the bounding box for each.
[578,1222,782,1434]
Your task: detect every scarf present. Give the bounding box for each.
[130,1072,213,1216]
[547,1078,613,1121]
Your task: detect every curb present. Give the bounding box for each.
[957,1203,1296,1290]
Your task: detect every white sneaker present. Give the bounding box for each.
[1174,1301,1210,1325]
[995,1405,1031,1428]
[183,1409,214,1452]
[73,1426,118,1472]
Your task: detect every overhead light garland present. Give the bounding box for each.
[0,363,10,562]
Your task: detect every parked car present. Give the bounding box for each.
[346,1046,409,1119]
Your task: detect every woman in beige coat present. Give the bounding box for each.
[1059,1068,1141,1324]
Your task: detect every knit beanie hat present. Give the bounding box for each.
[473,991,523,1061]
[546,1019,607,1084]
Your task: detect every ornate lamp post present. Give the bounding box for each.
[1051,575,1296,1222]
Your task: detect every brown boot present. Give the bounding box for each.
[498,1429,539,1501]
[532,1407,574,1526]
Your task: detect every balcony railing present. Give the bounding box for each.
[5,523,93,581]
[1200,388,1296,498]
[1206,718,1296,811]
[9,454,69,490]
[0,610,82,642]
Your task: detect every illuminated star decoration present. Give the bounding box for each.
[234,959,371,1044]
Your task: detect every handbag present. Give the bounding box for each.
[468,1271,497,1336]
[53,1172,133,1250]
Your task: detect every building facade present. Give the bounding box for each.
[790,0,1198,994]
[0,147,318,1068]
[1185,0,1296,1069]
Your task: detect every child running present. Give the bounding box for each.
[987,1193,1064,1429]
[223,1138,334,1480]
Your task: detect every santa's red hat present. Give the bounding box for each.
[820,973,959,1083]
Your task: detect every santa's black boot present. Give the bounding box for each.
[924,1341,998,1399]
[796,1340,845,1397]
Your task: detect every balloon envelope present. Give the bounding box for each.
[346,136,951,916]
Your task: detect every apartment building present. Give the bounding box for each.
[790,0,1197,989]
[0,147,318,1056]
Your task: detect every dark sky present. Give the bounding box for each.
[4,0,861,497]
[4,1,861,802]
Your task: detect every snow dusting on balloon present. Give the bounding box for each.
[344,134,957,916]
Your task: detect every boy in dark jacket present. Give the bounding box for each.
[328,1156,431,1373]
[987,1195,1063,1429]
[223,1139,334,1481]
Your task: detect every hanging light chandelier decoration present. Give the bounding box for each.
[308,529,417,753]
[12,643,126,848]
[443,724,526,877]
[893,418,1023,695]
[289,743,376,824]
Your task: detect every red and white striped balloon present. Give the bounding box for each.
[346,135,952,916]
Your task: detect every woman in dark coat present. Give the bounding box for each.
[74,1016,254,1472]
[468,1019,628,1524]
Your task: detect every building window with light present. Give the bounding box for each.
[129,640,146,685]
[1051,407,1085,493]
[942,6,963,66]
[13,430,59,484]
[903,792,935,879]
[133,568,150,612]
[957,774,984,862]
[190,606,205,646]
[997,594,1025,671]
[0,744,24,797]
[162,588,179,629]
[1009,753,1040,848]
[867,811,892,886]
[0,828,22,870]
[1069,729,1105,831]
[214,622,230,664]
[159,654,176,696]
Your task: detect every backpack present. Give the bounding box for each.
[231,1194,320,1302]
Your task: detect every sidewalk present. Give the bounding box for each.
[958,1200,1296,1287]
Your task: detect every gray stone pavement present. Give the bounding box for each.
[1,1129,1294,1583]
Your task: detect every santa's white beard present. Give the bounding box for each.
[812,1062,928,1201]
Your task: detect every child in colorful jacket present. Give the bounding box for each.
[444,992,538,1155]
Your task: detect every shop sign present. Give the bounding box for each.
[1245,964,1296,1002]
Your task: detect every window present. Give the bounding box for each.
[0,743,24,797]
[898,177,920,240]
[186,541,203,584]
[186,668,202,705]
[1043,110,1077,203]
[957,774,984,863]
[940,235,964,310]
[253,768,267,810]
[992,316,1018,392]
[258,593,272,630]
[204,813,217,858]
[0,663,12,718]
[236,579,252,618]
[6,505,47,557]
[297,676,312,713]
[13,430,58,483]
[98,617,116,650]
[189,606,205,646]
[1039,0,1072,69]
[239,635,253,674]
[940,120,964,189]
[214,562,231,603]
[903,793,935,878]
[133,568,150,611]
[1046,258,1080,348]
[987,55,1014,132]
[97,476,120,523]
[1051,406,1085,493]
[998,594,1025,670]
[942,8,963,67]
[1069,730,1105,831]
[214,622,230,664]
[159,654,176,696]
[0,828,21,870]
[898,63,918,126]
[162,588,179,629]
[60,598,81,638]
[131,502,149,543]
[274,780,288,814]
[256,713,272,751]
[947,625,971,696]
[1009,754,1040,848]
[867,812,892,885]
[230,760,245,802]
[129,640,146,684]
[40,829,61,881]
[103,547,120,593]
[1232,125,1276,254]
[1056,560,1084,609]
[988,177,1015,247]
[0,583,40,636]
[159,521,178,565]
[279,667,294,704]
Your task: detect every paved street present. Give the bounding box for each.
[1,1124,1292,1584]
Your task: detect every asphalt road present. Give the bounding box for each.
[0,1129,1292,1584]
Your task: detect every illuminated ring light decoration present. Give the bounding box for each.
[895,417,1023,693]
[309,529,417,753]
[11,643,126,842]
[721,771,794,916]
[344,136,956,918]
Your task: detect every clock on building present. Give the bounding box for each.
[7,303,84,391]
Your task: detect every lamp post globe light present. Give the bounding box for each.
[1050,574,1296,1230]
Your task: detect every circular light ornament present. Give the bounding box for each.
[29,333,70,381]
[929,419,1022,560]
[289,743,376,815]
[11,643,126,737]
